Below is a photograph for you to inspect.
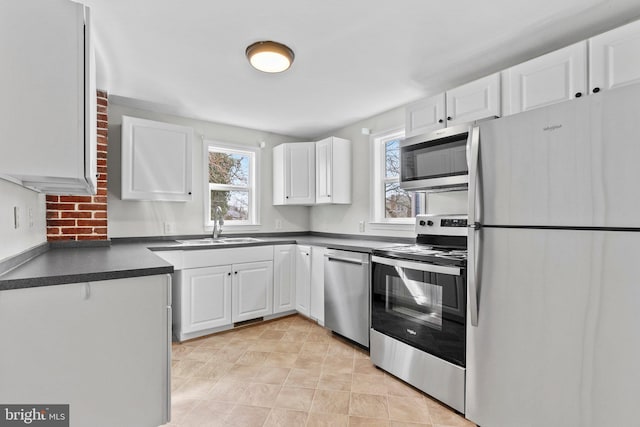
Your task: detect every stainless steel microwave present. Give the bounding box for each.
[400,124,477,191]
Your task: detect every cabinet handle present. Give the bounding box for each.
[438,119,443,123]
[575,92,582,98]
[286,196,289,199]
[447,116,452,121]
[593,87,600,93]
[227,272,231,276]
[234,271,238,275]
[188,192,192,195]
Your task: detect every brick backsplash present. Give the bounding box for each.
[46,90,109,241]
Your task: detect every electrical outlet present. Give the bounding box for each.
[28,207,34,228]
[275,219,282,230]
[164,222,176,234]
[13,206,20,229]
[359,221,365,232]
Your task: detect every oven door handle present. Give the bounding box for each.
[371,256,461,276]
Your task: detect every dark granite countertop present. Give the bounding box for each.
[0,233,411,291]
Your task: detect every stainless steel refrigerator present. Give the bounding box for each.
[465,83,640,427]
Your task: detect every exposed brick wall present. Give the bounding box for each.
[46,90,108,241]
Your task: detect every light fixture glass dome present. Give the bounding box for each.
[246,41,294,73]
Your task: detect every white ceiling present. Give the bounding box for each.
[84,0,640,139]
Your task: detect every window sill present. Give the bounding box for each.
[368,221,415,231]
[205,224,261,232]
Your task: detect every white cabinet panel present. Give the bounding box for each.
[405,94,446,137]
[295,245,311,316]
[121,116,193,201]
[502,42,587,115]
[273,244,296,314]
[233,261,274,322]
[446,73,501,125]
[0,275,170,426]
[589,19,640,93]
[0,0,96,194]
[310,245,327,324]
[180,265,232,333]
[273,142,315,205]
[315,137,351,204]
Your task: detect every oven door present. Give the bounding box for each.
[371,255,466,367]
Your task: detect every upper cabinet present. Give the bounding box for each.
[273,142,315,205]
[502,42,587,115]
[121,116,193,201]
[316,137,351,204]
[406,73,501,137]
[0,0,97,195]
[589,19,640,93]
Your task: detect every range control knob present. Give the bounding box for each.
[419,220,426,226]
[427,220,434,226]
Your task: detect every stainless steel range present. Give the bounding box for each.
[370,214,467,413]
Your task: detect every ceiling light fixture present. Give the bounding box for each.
[245,41,294,73]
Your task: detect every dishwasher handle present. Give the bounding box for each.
[325,254,369,266]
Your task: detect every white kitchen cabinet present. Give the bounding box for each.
[0,0,97,195]
[405,73,500,136]
[0,275,171,426]
[309,245,327,325]
[315,137,351,204]
[273,142,316,205]
[589,19,640,94]
[296,245,311,316]
[446,73,501,126]
[121,116,193,201]
[405,94,446,137]
[232,261,274,322]
[273,244,297,314]
[502,42,587,115]
[177,265,232,335]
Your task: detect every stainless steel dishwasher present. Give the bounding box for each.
[324,249,370,348]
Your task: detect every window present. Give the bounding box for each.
[371,129,424,225]
[205,142,259,227]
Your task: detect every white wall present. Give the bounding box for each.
[107,103,310,238]
[0,178,46,261]
[309,106,468,238]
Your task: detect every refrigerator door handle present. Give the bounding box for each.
[467,126,480,327]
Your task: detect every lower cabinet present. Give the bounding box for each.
[0,275,171,427]
[179,265,232,334]
[232,261,274,322]
[310,246,327,324]
[273,244,297,314]
[296,245,311,316]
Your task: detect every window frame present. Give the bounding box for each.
[370,128,425,230]
[203,140,260,230]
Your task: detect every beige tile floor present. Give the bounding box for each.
[164,315,476,427]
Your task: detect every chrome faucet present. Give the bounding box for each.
[212,206,224,239]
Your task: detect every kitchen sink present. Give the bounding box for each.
[175,237,263,245]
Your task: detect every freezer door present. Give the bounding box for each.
[477,83,640,227]
[466,228,640,427]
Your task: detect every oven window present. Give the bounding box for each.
[386,271,443,330]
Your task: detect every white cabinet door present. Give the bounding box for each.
[446,73,501,125]
[181,265,232,333]
[273,142,315,205]
[315,137,351,204]
[0,0,96,194]
[0,275,170,427]
[232,261,274,322]
[405,94,446,137]
[121,116,193,201]
[273,244,296,314]
[296,245,311,316]
[502,42,587,115]
[310,245,327,324]
[589,19,640,93]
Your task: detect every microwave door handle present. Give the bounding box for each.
[467,126,480,327]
